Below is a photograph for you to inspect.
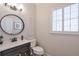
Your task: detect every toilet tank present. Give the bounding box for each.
[31,39,36,47]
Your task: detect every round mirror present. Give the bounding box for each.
[0,14,24,35]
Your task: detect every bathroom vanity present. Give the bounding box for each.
[0,39,36,56]
[0,14,36,56]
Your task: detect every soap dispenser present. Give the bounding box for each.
[0,35,3,44]
[21,35,24,40]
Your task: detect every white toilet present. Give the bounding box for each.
[31,39,44,56]
[32,46,44,56]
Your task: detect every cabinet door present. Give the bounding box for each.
[0,43,31,56]
[0,52,1,56]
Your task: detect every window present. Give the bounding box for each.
[64,6,71,31]
[52,4,79,33]
[52,9,62,31]
[70,4,78,32]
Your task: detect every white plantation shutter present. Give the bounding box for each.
[71,4,78,31]
[64,6,71,31]
[52,9,62,31]
[52,10,57,31]
[52,3,79,33]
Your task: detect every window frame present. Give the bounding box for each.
[51,3,79,34]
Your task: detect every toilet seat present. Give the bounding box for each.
[32,46,44,55]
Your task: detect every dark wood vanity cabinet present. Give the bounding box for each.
[0,43,31,56]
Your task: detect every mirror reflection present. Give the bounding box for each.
[0,14,24,35]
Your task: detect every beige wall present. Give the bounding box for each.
[0,3,36,41]
[1,3,79,56]
[36,3,79,56]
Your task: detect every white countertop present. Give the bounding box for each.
[0,39,36,52]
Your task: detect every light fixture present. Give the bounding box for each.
[4,3,23,12]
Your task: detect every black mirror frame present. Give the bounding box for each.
[0,14,25,35]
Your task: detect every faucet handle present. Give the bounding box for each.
[11,37,17,42]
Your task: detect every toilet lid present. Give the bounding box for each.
[32,46,44,55]
[32,46,44,51]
